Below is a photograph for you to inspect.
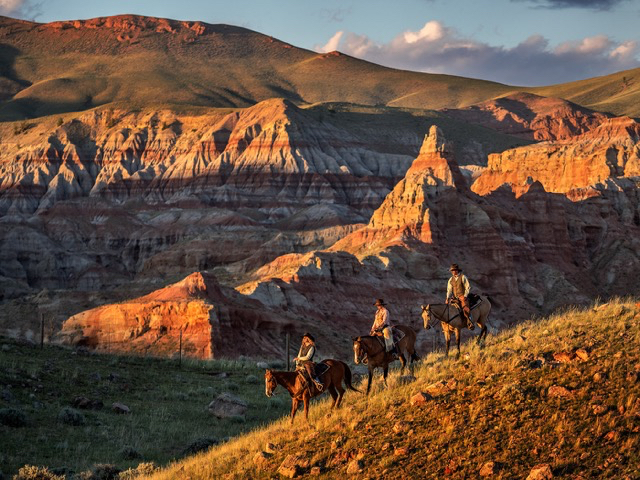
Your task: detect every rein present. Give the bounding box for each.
[357,337,385,360]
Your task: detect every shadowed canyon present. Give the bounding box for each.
[1,15,639,359]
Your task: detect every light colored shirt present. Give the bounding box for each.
[447,274,470,299]
[371,307,390,333]
[295,344,315,366]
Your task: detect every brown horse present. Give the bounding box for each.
[264,359,360,424]
[421,295,492,357]
[352,325,419,394]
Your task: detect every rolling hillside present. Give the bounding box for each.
[146,299,640,479]
[0,15,512,121]
[2,15,639,121]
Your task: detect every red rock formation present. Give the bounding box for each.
[54,272,297,359]
[472,116,640,197]
[443,92,610,141]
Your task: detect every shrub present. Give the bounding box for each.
[118,462,158,479]
[181,437,219,456]
[0,407,27,427]
[86,464,121,480]
[13,465,65,480]
[118,446,141,460]
[57,407,85,426]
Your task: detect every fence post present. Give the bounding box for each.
[285,332,290,371]
[40,313,45,349]
[179,329,183,369]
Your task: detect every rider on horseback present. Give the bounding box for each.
[371,299,398,357]
[446,264,475,330]
[294,333,323,392]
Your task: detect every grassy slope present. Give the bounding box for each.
[0,15,508,120]
[0,346,289,477]
[147,299,640,479]
[528,67,640,118]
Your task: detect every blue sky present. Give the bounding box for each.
[1,0,639,86]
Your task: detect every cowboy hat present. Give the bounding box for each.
[302,332,315,342]
[449,264,461,272]
[373,299,386,306]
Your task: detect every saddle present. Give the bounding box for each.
[295,361,330,391]
[373,326,406,349]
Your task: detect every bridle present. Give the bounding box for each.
[265,370,277,397]
[353,336,385,364]
[422,304,451,329]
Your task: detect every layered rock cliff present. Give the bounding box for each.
[54,272,301,359]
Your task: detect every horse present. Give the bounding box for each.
[352,325,420,395]
[421,294,492,358]
[264,359,360,424]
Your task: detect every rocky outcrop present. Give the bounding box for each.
[472,116,640,197]
[443,92,610,141]
[54,272,298,359]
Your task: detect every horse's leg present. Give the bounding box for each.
[328,385,338,408]
[290,398,299,425]
[303,394,310,424]
[399,353,407,373]
[455,328,461,359]
[335,384,345,408]
[444,328,451,357]
[366,367,373,395]
[383,364,389,388]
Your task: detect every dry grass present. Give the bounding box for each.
[145,298,640,479]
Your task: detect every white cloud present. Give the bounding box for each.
[315,21,640,86]
[318,31,344,53]
[0,0,42,20]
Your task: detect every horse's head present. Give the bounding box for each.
[264,369,277,397]
[352,336,365,365]
[421,304,432,330]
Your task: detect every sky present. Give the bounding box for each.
[1,0,639,86]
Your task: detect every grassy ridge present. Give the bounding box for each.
[0,345,288,477]
[146,299,640,479]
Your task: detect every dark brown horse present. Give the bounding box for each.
[264,359,360,424]
[421,294,492,357]
[352,325,419,394]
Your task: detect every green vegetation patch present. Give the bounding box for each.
[0,343,285,477]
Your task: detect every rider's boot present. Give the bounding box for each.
[313,377,324,391]
[465,311,475,330]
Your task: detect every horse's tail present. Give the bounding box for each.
[341,361,362,393]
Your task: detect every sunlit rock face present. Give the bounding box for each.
[472,117,640,198]
[54,272,295,359]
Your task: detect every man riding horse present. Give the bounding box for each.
[446,264,475,330]
[293,333,323,393]
[370,299,398,357]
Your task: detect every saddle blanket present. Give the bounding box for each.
[374,327,406,348]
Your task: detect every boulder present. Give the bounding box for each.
[346,459,364,474]
[547,386,573,398]
[552,351,576,363]
[207,393,247,420]
[410,392,433,406]
[526,463,553,480]
[252,451,272,470]
[575,348,590,361]
[479,461,495,477]
[277,454,307,478]
[112,402,131,414]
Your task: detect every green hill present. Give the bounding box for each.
[2,15,640,121]
[146,299,640,479]
[0,15,511,121]
[530,67,640,118]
